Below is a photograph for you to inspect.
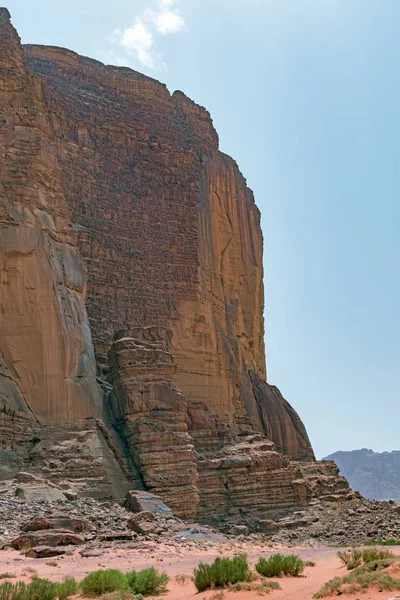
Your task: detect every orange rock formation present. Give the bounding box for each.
[0,9,327,522]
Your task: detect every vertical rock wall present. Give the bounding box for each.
[0,9,101,426]
[23,44,313,462]
[108,328,199,519]
[0,8,319,517]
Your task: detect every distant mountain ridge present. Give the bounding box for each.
[324,449,400,501]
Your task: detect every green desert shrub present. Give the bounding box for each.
[193,554,251,592]
[0,582,17,600]
[55,577,78,600]
[28,578,58,600]
[126,567,168,596]
[337,549,362,570]
[80,570,128,597]
[0,578,59,600]
[193,563,214,592]
[362,548,394,563]
[314,557,400,598]
[255,554,304,578]
[337,547,394,570]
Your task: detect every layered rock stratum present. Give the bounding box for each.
[0,8,347,523]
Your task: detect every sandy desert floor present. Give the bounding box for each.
[0,542,399,600]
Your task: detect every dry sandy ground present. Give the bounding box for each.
[0,542,399,600]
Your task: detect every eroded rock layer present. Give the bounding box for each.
[108,328,199,519]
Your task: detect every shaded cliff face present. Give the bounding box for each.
[0,9,101,426]
[324,449,400,501]
[23,44,265,433]
[251,374,315,461]
[22,43,312,460]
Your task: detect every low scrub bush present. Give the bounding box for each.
[126,567,168,596]
[337,548,394,570]
[0,577,75,600]
[80,570,128,597]
[0,582,19,600]
[28,578,58,600]
[337,549,362,570]
[314,557,400,598]
[56,577,78,600]
[0,578,57,600]
[80,567,168,598]
[193,554,251,592]
[255,554,304,578]
[362,548,394,562]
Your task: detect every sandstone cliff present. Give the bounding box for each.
[0,8,101,426]
[0,8,129,497]
[23,41,314,462]
[0,8,321,521]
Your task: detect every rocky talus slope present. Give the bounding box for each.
[0,8,349,523]
[325,449,400,501]
[0,473,399,555]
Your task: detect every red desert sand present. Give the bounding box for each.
[0,543,399,600]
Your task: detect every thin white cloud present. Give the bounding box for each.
[104,0,186,70]
[120,22,155,68]
[153,11,185,34]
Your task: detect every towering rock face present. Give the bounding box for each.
[23,42,313,462]
[23,44,264,431]
[0,9,319,519]
[0,9,130,499]
[0,8,101,427]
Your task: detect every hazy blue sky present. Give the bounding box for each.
[8,0,400,458]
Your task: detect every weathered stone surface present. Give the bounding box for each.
[110,334,199,519]
[23,424,132,500]
[11,529,84,550]
[298,460,360,502]
[196,434,308,524]
[23,41,313,459]
[23,515,93,533]
[15,485,66,503]
[127,511,160,535]
[0,10,101,427]
[25,545,73,558]
[229,525,249,536]
[124,490,172,516]
[258,519,279,533]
